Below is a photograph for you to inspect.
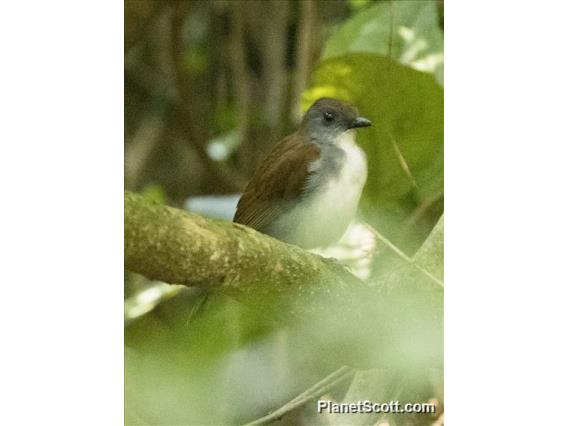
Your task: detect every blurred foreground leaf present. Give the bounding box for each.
[125,193,443,424]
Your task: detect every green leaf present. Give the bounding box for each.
[324,0,443,85]
[303,54,443,230]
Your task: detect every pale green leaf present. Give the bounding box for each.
[324,0,443,85]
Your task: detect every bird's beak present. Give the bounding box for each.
[350,116,372,129]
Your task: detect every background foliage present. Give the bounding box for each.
[125,1,444,425]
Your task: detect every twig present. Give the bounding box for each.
[388,0,395,59]
[290,0,317,123]
[405,190,444,227]
[243,366,355,426]
[386,129,418,190]
[169,1,196,127]
[261,0,290,132]
[286,366,352,406]
[125,114,164,190]
[229,1,251,145]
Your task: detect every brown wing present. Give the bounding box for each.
[233,133,320,232]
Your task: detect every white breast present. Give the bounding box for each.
[276,130,368,248]
[315,131,366,203]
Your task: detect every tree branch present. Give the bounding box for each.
[124,191,369,323]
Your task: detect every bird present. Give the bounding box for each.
[233,97,372,249]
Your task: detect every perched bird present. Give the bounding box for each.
[234,98,372,249]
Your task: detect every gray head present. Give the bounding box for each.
[301,98,372,142]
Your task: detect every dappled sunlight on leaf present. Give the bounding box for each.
[324,0,444,85]
[300,85,351,112]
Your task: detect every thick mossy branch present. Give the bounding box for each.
[125,192,443,367]
[124,191,368,321]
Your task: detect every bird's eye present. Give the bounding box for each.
[323,111,335,122]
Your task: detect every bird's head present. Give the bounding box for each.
[301,98,372,143]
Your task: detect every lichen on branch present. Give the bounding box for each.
[124,191,369,322]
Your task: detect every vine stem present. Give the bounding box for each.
[368,226,444,288]
[243,366,355,426]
